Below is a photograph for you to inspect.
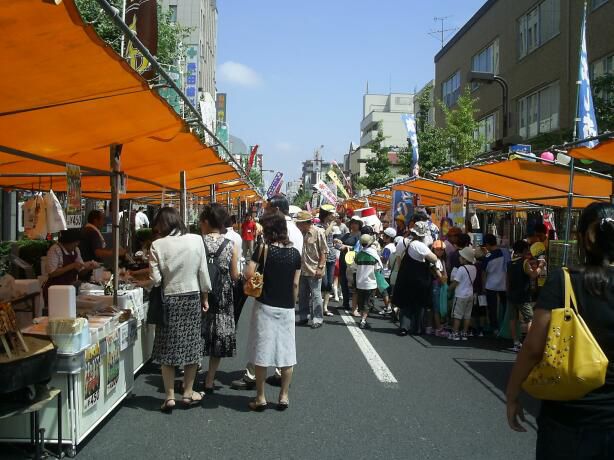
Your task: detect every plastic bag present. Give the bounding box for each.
[45,190,67,234]
[26,194,48,239]
[439,284,449,317]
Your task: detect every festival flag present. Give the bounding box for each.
[401,114,420,176]
[125,0,158,80]
[331,160,353,195]
[327,170,350,199]
[266,172,284,199]
[246,145,259,174]
[576,2,599,148]
[315,180,338,205]
[274,179,284,196]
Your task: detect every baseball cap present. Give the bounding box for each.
[384,227,397,238]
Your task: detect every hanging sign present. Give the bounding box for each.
[315,180,337,205]
[106,330,120,394]
[83,342,101,412]
[65,164,82,228]
[266,172,284,199]
[450,185,466,231]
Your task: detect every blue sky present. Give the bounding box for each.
[216,0,486,184]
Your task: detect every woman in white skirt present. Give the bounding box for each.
[245,210,301,411]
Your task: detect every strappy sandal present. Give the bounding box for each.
[181,391,205,408]
[161,398,175,413]
[248,400,268,412]
[277,399,289,411]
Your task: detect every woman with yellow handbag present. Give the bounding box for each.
[506,202,614,459]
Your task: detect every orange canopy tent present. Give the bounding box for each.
[569,139,614,165]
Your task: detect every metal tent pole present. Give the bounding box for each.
[110,144,123,306]
[562,159,575,266]
[180,171,187,225]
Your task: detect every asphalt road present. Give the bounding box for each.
[7,298,539,459]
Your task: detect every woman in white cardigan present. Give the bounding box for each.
[149,207,211,412]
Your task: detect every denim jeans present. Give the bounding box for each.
[537,416,614,459]
[299,275,323,324]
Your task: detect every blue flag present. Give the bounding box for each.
[401,114,420,176]
[577,3,599,148]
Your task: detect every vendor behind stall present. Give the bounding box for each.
[43,229,98,304]
[80,210,126,263]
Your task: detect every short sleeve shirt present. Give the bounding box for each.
[47,244,83,273]
[80,226,104,262]
[452,264,476,298]
[252,244,301,308]
[301,226,329,276]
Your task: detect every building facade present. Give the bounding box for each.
[348,92,414,179]
[285,180,303,202]
[434,0,614,151]
[301,159,333,189]
[160,0,218,101]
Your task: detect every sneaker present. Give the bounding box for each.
[478,330,484,337]
[512,342,522,353]
[231,378,256,391]
[359,320,371,330]
[435,328,447,338]
[448,332,461,341]
[311,322,323,329]
[461,332,468,341]
[425,327,433,335]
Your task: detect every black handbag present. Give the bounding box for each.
[147,284,168,327]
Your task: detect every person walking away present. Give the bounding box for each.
[296,211,328,329]
[506,203,614,459]
[393,221,438,336]
[224,215,244,323]
[318,205,337,317]
[200,204,240,393]
[448,247,477,341]
[507,240,540,353]
[482,234,510,335]
[389,235,407,322]
[135,207,149,230]
[379,227,397,315]
[149,207,211,412]
[352,234,383,329]
[244,210,302,411]
[335,216,362,312]
[332,225,342,302]
[241,215,257,259]
[430,240,448,337]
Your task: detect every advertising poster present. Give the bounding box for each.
[84,342,101,412]
[450,185,466,231]
[392,190,414,225]
[65,164,82,228]
[106,330,120,393]
[184,45,199,107]
[119,322,130,351]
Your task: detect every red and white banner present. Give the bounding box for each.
[246,145,259,174]
[315,180,337,205]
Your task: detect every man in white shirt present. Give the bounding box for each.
[135,207,150,230]
[224,215,243,272]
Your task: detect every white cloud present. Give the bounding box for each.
[218,61,263,87]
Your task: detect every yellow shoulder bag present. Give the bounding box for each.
[522,268,608,401]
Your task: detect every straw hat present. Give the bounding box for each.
[360,234,374,246]
[295,211,313,223]
[459,247,476,264]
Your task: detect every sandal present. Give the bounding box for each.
[352,311,361,317]
[277,399,289,411]
[324,311,334,317]
[161,398,175,413]
[181,391,205,408]
[203,386,215,395]
[248,400,268,412]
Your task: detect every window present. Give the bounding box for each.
[475,113,497,152]
[518,82,560,139]
[592,0,608,10]
[518,0,560,59]
[442,71,461,107]
[471,39,500,89]
[591,54,614,101]
[169,5,177,23]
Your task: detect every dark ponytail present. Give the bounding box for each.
[575,202,614,297]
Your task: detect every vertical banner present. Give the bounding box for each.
[331,160,352,195]
[125,0,158,80]
[65,164,82,228]
[216,93,227,123]
[266,172,284,199]
[576,3,599,148]
[450,185,466,231]
[315,180,337,205]
[392,190,414,225]
[274,179,284,196]
[246,145,259,174]
[106,330,120,393]
[327,170,349,199]
[401,114,420,177]
[83,342,101,412]
[184,44,199,107]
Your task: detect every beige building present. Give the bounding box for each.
[434,0,614,151]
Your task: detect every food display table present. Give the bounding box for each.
[0,289,154,457]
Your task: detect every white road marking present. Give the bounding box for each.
[340,311,398,385]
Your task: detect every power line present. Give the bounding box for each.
[428,16,458,49]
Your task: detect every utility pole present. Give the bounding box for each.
[428,17,458,49]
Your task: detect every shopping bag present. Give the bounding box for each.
[26,194,48,239]
[45,190,67,234]
[439,284,449,317]
[375,271,389,293]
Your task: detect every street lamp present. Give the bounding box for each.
[469,71,510,140]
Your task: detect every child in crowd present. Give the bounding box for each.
[379,228,397,315]
[508,240,541,352]
[430,240,448,337]
[352,233,383,329]
[449,247,477,341]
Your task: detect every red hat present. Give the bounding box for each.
[361,207,377,217]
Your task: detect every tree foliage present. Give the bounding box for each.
[292,188,313,208]
[248,169,263,188]
[358,128,394,191]
[593,74,614,133]
[74,0,192,67]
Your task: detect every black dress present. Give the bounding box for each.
[393,249,432,333]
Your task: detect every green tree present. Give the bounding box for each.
[292,188,313,208]
[442,87,483,164]
[248,169,263,188]
[415,83,433,133]
[594,74,614,133]
[358,127,393,191]
[74,0,192,66]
